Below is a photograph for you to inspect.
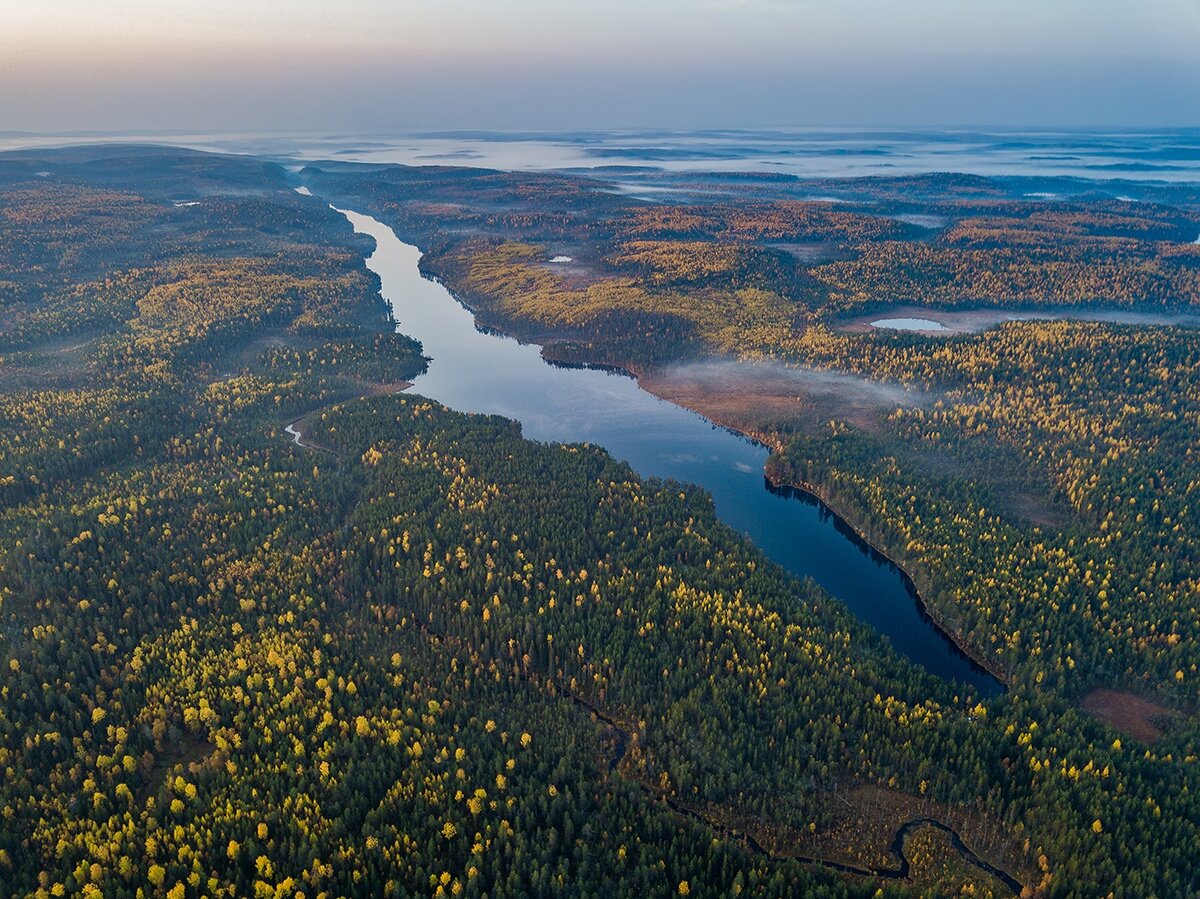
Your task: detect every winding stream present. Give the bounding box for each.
[562,684,1021,893]
[413,616,1022,893]
[330,205,1001,696]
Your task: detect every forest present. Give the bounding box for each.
[304,158,1200,896]
[0,146,1196,897]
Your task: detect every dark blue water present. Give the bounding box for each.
[336,206,1001,696]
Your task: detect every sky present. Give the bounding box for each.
[3,0,1200,133]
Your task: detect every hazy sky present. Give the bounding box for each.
[4,0,1200,132]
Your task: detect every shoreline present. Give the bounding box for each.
[630,387,1010,690]
[342,198,1009,693]
[836,303,1200,335]
[443,311,1010,690]
[760,471,1008,688]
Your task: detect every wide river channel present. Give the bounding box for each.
[335,206,1001,696]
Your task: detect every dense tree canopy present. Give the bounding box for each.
[1,148,1197,897]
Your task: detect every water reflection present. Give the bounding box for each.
[335,206,1002,695]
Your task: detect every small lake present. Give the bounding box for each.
[871,318,950,332]
[333,205,1001,696]
[852,307,1200,335]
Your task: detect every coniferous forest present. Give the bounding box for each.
[1,145,1199,899]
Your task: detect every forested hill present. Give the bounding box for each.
[0,147,1194,897]
[305,161,1200,712]
[305,159,1200,896]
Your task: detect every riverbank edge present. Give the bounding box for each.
[329,195,1011,693]
[428,272,1011,692]
[628,391,1012,691]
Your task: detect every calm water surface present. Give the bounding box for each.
[865,308,1200,334]
[336,206,1001,696]
[871,318,950,332]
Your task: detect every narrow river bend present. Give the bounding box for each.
[334,206,1001,696]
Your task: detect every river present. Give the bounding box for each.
[333,205,1001,696]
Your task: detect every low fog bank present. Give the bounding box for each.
[655,358,929,409]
